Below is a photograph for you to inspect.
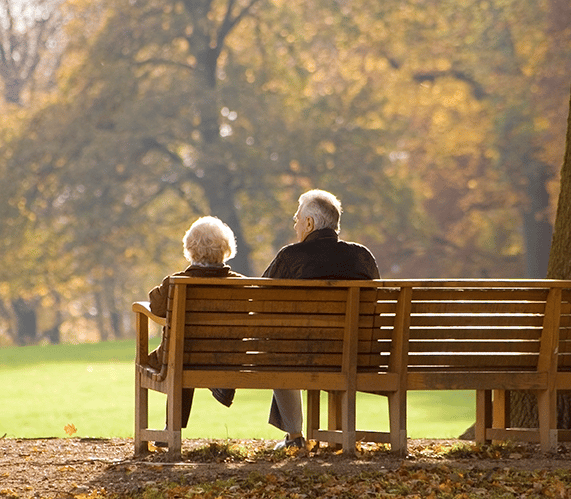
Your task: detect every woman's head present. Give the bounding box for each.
[183,216,237,265]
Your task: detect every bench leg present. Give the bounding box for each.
[134,371,149,457]
[306,390,320,444]
[491,390,510,445]
[165,387,183,461]
[388,389,407,456]
[328,391,342,450]
[475,390,492,444]
[537,389,557,453]
[166,431,182,462]
[492,390,510,428]
[341,389,357,455]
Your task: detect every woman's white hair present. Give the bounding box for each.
[298,189,342,233]
[182,216,237,265]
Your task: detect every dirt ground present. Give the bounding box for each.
[2,437,571,498]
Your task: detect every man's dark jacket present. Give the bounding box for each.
[262,228,380,431]
[262,228,380,280]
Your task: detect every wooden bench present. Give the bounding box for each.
[133,277,571,460]
[134,277,405,460]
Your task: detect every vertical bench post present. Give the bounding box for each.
[165,281,187,461]
[537,287,561,452]
[475,390,492,444]
[306,390,321,444]
[134,308,150,456]
[340,286,360,454]
[388,286,411,456]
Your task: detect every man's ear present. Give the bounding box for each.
[306,216,315,232]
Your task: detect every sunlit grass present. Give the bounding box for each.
[0,340,474,439]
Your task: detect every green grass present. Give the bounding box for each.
[0,340,475,439]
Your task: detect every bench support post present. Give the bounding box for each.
[306,390,321,444]
[537,287,561,453]
[475,390,492,444]
[164,282,187,461]
[327,391,342,449]
[135,309,150,457]
[388,287,411,456]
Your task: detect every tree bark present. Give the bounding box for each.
[523,167,553,278]
[547,87,571,281]
[509,85,571,429]
[12,298,38,346]
[180,0,256,275]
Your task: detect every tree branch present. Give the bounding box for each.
[215,0,262,56]
[129,57,195,72]
[413,69,487,100]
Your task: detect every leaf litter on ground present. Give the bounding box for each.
[68,439,571,499]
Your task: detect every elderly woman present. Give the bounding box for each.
[147,216,242,434]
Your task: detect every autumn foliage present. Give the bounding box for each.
[0,0,570,345]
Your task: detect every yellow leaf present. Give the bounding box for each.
[64,423,77,436]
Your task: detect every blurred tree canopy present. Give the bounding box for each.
[1,0,570,344]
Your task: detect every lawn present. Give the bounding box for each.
[0,340,475,440]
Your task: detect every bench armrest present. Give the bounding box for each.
[132,301,166,326]
[133,301,166,366]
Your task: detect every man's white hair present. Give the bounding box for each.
[298,189,342,233]
[183,216,237,265]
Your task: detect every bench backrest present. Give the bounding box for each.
[161,278,571,381]
[166,277,390,375]
[407,286,555,372]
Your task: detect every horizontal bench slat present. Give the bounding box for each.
[185,338,392,355]
[183,353,391,368]
[185,338,343,354]
[185,325,345,339]
[407,340,540,354]
[184,325,391,341]
[182,370,349,390]
[408,315,545,327]
[407,371,548,390]
[184,298,381,315]
[184,351,344,367]
[411,289,550,301]
[184,299,349,314]
[187,286,351,302]
[407,353,539,368]
[411,302,547,314]
[407,327,542,340]
[185,312,346,327]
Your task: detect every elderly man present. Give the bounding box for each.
[263,189,380,450]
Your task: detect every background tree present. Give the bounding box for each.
[0,0,65,104]
[1,0,570,345]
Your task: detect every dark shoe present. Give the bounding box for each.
[210,388,235,407]
[274,434,306,451]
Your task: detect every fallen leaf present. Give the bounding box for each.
[64,423,77,436]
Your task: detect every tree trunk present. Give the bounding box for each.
[523,167,553,278]
[509,85,571,429]
[547,89,571,281]
[198,164,254,275]
[183,0,254,275]
[103,277,124,339]
[12,298,38,346]
[94,290,109,342]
